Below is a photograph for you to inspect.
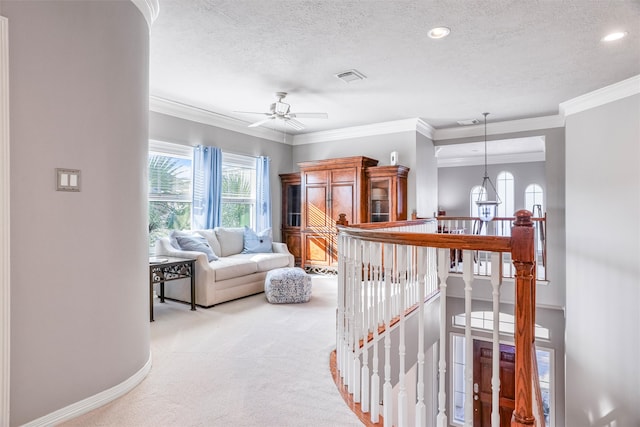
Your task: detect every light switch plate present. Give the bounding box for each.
[56,168,80,192]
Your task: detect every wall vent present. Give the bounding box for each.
[457,119,480,126]
[335,69,367,83]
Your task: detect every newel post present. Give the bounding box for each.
[511,210,536,427]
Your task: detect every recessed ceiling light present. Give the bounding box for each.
[428,26,451,40]
[601,31,628,42]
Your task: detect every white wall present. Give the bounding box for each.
[4,1,150,425]
[565,93,640,426]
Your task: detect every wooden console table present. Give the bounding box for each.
[149,256,196,322]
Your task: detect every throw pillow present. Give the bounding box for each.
[169,230,196,249]
[242,226,273,254]
[176,235,218,262]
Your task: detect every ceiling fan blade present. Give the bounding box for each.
[289,112,328,119]
[248,117,274,128]
[284,118,305,130]
[234,111,271,116]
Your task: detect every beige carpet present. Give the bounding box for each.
[60,275,361,427]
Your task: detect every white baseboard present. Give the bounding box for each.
[21,353,152,427]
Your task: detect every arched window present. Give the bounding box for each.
[496,171,514,218]
[525,184,544,216]
[469,185,486,217]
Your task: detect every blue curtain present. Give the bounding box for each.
[255,156,271,233]
[192,145,222,229]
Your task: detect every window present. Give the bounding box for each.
[525,184,544,215]
[469,185,486,216]
[496,171,514,218]
[221,152,256,228]
[148,141,193,249]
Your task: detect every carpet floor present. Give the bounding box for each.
[59,275,361,427]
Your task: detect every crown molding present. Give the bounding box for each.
[559,74,640,117]
[131,0,160,29]
[433,115,564,141]
[149,96,290,144]
[292,118,434,145]
[437,152,546,168]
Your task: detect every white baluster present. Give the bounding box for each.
[352,238,361,403]
[361,241,370,414]
[415,246,427,427]
[436,248,449,427]
[343,233,352,389]
[337,233,345,377]
[383,243,394,425]
[491,252,503,427]
[463,250,474,427]
[397,245,408,427]
[370,241,381,423]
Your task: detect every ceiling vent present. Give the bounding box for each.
[457,118,480,126]
[335,69,367,83]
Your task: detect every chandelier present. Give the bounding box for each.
[475,112,501,221]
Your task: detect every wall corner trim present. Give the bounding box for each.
[130,0,160,29]
[20,354,152,427]
[0,15,10,427]
[559,74,640,117]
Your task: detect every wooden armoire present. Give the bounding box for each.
[280,156,409,272]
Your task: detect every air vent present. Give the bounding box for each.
[335,69,367,83]
[457,119,480,126]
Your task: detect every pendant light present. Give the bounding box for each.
[475,112,501,221]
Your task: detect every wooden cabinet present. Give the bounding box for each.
[279,172,302,266]
[280,156,409,272]
[298,156,378,271]
[366,165,409,222]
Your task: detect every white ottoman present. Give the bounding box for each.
[265,267,312,304]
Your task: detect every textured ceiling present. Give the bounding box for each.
[150,0,640,134]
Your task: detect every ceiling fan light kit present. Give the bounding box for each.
[235,92,328,130]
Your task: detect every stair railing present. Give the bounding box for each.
[334,210,539,427]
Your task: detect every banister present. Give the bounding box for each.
[337,225,512,252]
[334,211,539,426]
[511,209,536,426]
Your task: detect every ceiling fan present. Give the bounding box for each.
[234,92,328,130]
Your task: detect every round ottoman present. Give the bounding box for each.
[265,267,312,304]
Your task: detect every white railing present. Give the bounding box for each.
[335,213,541,427]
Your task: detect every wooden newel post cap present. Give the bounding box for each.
[514,209,533,227]
[336,213,349,226]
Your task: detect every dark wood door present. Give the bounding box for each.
[473,340,516,427]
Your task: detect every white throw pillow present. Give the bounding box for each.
[214,227,245,257]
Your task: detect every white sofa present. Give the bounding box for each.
[154,227,294,307]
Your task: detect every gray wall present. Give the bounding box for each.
[149,112,293,240]
[4,1,150,425]
[292,130,428,216]
[565,94,640,426]
[416,131,438,217]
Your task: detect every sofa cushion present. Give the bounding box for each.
[242,226,273,254]
[195,229,222,257]
[175,235,218,262]
[231,252,293,272]
[215,227,245,257]
[209,257,258,281]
